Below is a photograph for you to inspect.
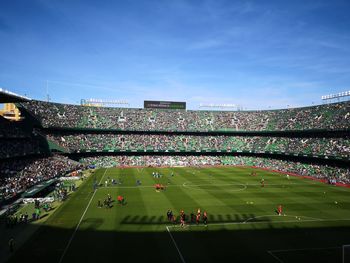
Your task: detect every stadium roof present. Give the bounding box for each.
[0,88,31,103]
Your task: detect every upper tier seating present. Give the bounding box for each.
[20,100,350,132]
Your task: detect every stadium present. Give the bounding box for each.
[1,90,350,262]
[2,1,350,262]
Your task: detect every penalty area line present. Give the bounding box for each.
[59,168,108,263]
[166,226,186,263]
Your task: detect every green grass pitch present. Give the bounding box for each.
[8,167,350,263]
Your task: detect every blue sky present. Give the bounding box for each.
[1,0,350,110]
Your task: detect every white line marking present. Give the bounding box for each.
[267,250,284,263]
[166,226,186,263]
[267,246,341,262]
[243,214,322,223]
[269,246,340,253]
[59,168,108,263]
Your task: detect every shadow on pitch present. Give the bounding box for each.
[119,213,264,225]
[3,222,350,263]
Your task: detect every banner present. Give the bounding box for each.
[23,197,54,204]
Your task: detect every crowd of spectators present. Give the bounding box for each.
[0,138,45,159]
[80,155,350,184]
[0,116,28,138]
[21,100,350,131]
[0,116,48,159]
[80,155,221,167]
[47,133,350,158]
[0,156,84,201]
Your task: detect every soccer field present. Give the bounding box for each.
[8,167,350,263]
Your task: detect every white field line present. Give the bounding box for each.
[269,246,340,253]
[166,218,350,229]
[267,246,341,263]
[243,214,322,223]
[267,250,284,263]
[166,226,186,263]
[59,168,108,263]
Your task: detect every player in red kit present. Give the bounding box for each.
[196,213,200,225]
[277,205,283,216]
[180,211,186,227]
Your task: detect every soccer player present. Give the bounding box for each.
[190,213,195,224]
[167,210,172,221]
[117,195,122,204]
[196,213,200,225]
[180,212,186,227]
[203,211,208,226]
[261,178,265,187]
[277,205,283,216]
[172,214,177,224]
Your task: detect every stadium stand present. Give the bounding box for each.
[0,118,48,160]
[47,133,350,159]
[0,156,83,202]
[0,116,28,138]
[19,100,350,131]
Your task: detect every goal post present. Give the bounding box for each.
[343,244,350,263]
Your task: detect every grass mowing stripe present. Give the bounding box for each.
[177,168,264,217]
[8,166,350,263]
[152,167,203,213]
[58,168,108,263]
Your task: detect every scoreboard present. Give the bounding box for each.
[144,100,186,110]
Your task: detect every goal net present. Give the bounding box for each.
[343,245,350,263]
